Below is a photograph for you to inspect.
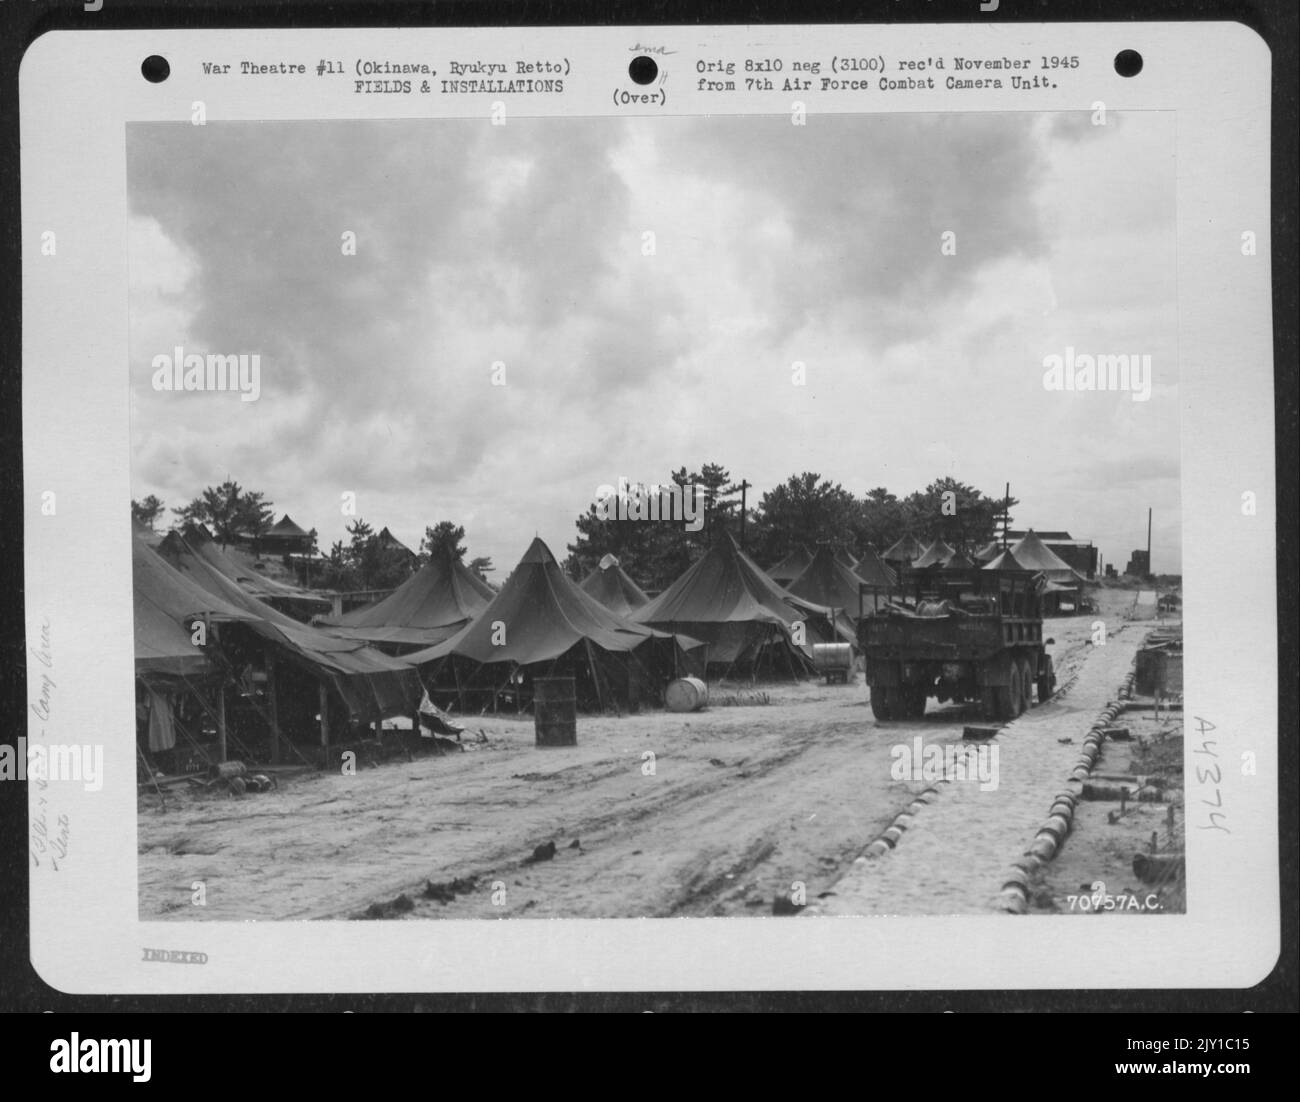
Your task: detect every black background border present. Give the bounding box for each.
[0,0,1294,1017]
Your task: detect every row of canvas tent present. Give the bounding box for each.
[319,531,865,713]
[332,532,910,710]
[136,514,977,754]
[400,539,709,714]
[376,532,881,713]
[309,531,863,712]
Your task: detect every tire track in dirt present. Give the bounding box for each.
[339,730,833,919]
[373,717,905,921]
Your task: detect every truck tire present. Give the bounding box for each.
[1009,663,1024,717]
[1018,656,1034,712]
[870,686,894,721]
[910,687,928,718]
[1036,655,1055,703]
[981,685,1015,722]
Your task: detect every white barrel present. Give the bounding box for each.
[811,643,853,672]
[665,676,709,713]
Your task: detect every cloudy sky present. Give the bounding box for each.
[128,110,1180,575]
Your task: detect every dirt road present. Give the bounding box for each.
[138,592,1141,921]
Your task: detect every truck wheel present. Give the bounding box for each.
[980,687,997,720]
[981,685,1014,722]
[910,687,928,718]
[870,686,893,720]
[1008,664,1024,717]
[1018,656,1034,712]
[1036,655,1054,703]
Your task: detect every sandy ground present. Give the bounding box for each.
[1029,707,1185,916]
[138,587,1165,921]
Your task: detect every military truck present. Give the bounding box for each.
[857,568,1055,721]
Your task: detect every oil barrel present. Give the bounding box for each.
[665,676,709,713]
[533,677,576,747]
[810,643,853,671]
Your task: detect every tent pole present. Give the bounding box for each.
[266,655,281,765]
[179,670,256,765]
[217,682,227,764]
[137,741,166,810]
[319,683,331,759]
[493,665,517,714]
[584,638,607,714]
[447,657,465,713]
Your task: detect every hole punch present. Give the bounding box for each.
[141,55,171,83]
[628,56,658,85]
[1114,50,1143,77]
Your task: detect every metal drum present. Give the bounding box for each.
[811,643,853,677]
[665,676,709,713]
[533,677,576,747]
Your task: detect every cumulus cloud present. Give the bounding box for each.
[128,111,1181,571]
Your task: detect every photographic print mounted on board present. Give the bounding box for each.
[20,21,1278,993]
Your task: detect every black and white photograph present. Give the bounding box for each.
[14,19,1282,998]
[125,106,1187,922]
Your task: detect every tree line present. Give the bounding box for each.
[133,468,1016,596]
[131,481,493,591]
[562,466,1016,592]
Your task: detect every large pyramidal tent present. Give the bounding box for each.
[318,546,495,651]
[881,534,925,568]
[784,547,870,638]
[1007,530,1088,585]
[981,530,1086,613]
[854,546,898,590]
[912,538,958,569]
[834,547,858,570]
[972,539,1003,563]
[259,513,314,555]
[982,548,1030,573]
[580,553,650,617]
[155,525,422,724]
[766,544,813,586]
[404,537,704,712]
[634,531,833,672]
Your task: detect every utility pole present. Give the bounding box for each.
[1002,482,1011,549]
[737,480,751,549]
[1147,507,1153,575]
